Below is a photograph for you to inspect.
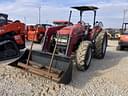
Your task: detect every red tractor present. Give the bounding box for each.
[9,6,107,84]
[26,24,52,43]
[42,6,108,70]
[117,23,128,50]
[0,13,25,60]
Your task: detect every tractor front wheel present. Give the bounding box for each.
[94,31,107,59]
[76,41,92,71]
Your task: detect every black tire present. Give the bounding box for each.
[4,41,19,57]
[116,46,120,50]
[0,40,20,61]
[117,46,124,50]
[121,46,124,50]
[94,31,107,59]
[76,41,92,71]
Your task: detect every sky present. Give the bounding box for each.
[0,0,128,28]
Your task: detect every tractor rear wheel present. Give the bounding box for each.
[76,41,92,71]
[94,31,107,59]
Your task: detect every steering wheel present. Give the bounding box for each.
[78,21,86,26]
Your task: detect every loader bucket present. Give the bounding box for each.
[9,49,73,84]
[0,40,20,61]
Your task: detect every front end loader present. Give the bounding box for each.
[9,25,72,84]
[26,24,52,43]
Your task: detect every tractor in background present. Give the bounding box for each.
[117,23,128,50]
[0,13,25,60]
[26,24,52,43]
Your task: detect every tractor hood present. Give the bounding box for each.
[57,24,85,35]
[57,26,73,35]
[120,30,128,42]
[120,35,128,42]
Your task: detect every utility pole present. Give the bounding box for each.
[123,9,128,24]
[123,9,126,24]
[38,6,41,24]
[23,2,41,24]
[23,16,26,23]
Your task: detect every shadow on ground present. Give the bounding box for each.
[69,48,128,89]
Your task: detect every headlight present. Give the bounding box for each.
[55,35,69,44]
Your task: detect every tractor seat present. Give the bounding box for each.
[78,21,86,26]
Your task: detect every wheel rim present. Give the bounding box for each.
[102,37,107,54]
[86,47,92,66]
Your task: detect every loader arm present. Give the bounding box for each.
[42,25,65,51]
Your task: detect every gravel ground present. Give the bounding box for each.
[0,40,128,96]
